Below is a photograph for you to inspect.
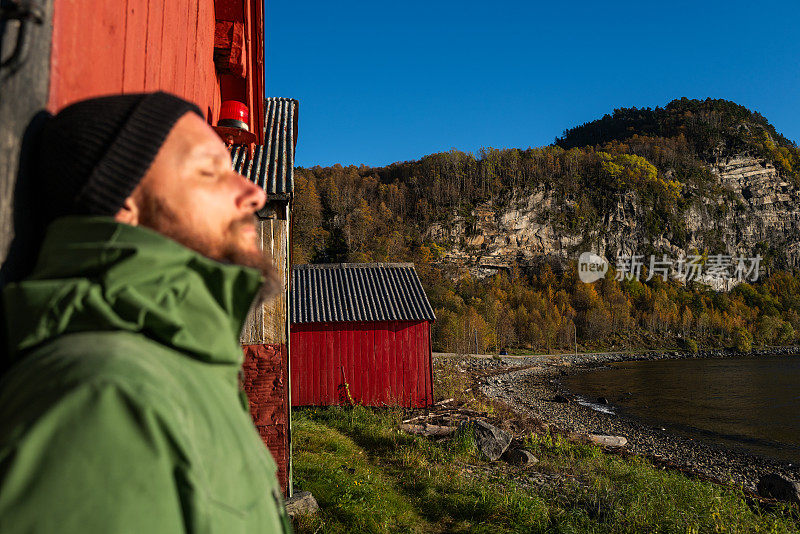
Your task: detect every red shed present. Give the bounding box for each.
[290,263,436,408]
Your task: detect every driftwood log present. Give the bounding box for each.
[399,423,458,437]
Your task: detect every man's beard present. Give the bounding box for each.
[136,191,281,300]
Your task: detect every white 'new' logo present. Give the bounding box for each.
[578,252,608,283]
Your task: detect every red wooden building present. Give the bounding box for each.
[1,0,295,495]
[290,263,436,408]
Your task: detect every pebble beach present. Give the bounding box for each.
[436,348,800,491]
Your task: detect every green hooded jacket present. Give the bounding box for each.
[0,217,292,533]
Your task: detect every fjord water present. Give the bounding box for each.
[565,356,800,463]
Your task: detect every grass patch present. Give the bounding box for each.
[292,407,799,533]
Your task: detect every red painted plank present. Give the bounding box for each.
[122,0,148,91]
[368,325,376,404]
[399,323,407,406]
[353,323,363,404]
[315,329,321,405]
[397,322,410,406]
[380,323,390,404]
[305,329,313,405]
[356,323,365,403]
[373,325,382,404]
[159,0,182,94]
[417,321,431,406]
[289,329,297,405]
[343,326,350,405]
[406,321,416,407]
[143,0,165,90]
[346,325,355,403]
[195,0,213,115]
[418,322,426,406]
[329,326,337,405]
[393,322,403,407]
[334,326,343,405]
[301,327,310,406]
[410,322,418,406]
[422,322,431,406]
[418,321,426,406]
[309,329,318,405]
[367,322,374,404]
[327,323,336,405]
[325,326,332,406]
[425,323,434,405]
[318,326,326,404]
[315,327,323,405]
[302,329,310,406]
[395,323,408,406]
[182,0,199,102]
[171,0,191,96]
[387,323,396,406]
[291,328,301,406]
[405,322,414,406]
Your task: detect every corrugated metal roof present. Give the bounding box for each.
[292,263,436,324]
[229,97,298,200]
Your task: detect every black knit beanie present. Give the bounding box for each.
[38,91,203,219]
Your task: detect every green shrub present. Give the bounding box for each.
[731,327,753,353]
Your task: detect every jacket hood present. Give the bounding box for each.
[2,217,265,364]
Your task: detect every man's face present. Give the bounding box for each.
[129,113,277,290]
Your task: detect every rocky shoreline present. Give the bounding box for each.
[436,346,800,492]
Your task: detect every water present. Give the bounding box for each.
[564,355,800,463]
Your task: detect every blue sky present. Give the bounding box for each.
[266,1,800,168]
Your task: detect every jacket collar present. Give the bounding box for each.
[3,217,265,364]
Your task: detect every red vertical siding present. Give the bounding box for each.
[353,322,364,401]
[290,321,434,408]
[48,0,265,138]
[326,323,335,404]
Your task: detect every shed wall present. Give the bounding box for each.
[290,320,433,408]
[47,0,265,135]
[240,202,292,495]
[241,343,289,494]
[240,208,289,345]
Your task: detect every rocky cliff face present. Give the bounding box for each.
[427,156,800,283]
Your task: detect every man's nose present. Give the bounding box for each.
[235,173,267,213]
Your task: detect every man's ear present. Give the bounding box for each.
[114,196,140,226]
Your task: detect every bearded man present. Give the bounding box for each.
[0,92,291,533]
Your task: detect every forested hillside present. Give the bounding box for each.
[291,98,800,354]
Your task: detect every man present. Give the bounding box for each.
[0,92,291,533]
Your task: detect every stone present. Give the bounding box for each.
[464,420,512,461]
[503,448,539,466]
[285,490,319,517]
[552,394,570,403]
[757,474,800,506]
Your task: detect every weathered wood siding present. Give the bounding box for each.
[240,204,290,345]
[239,200,291,495]
[0,0,54,279]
